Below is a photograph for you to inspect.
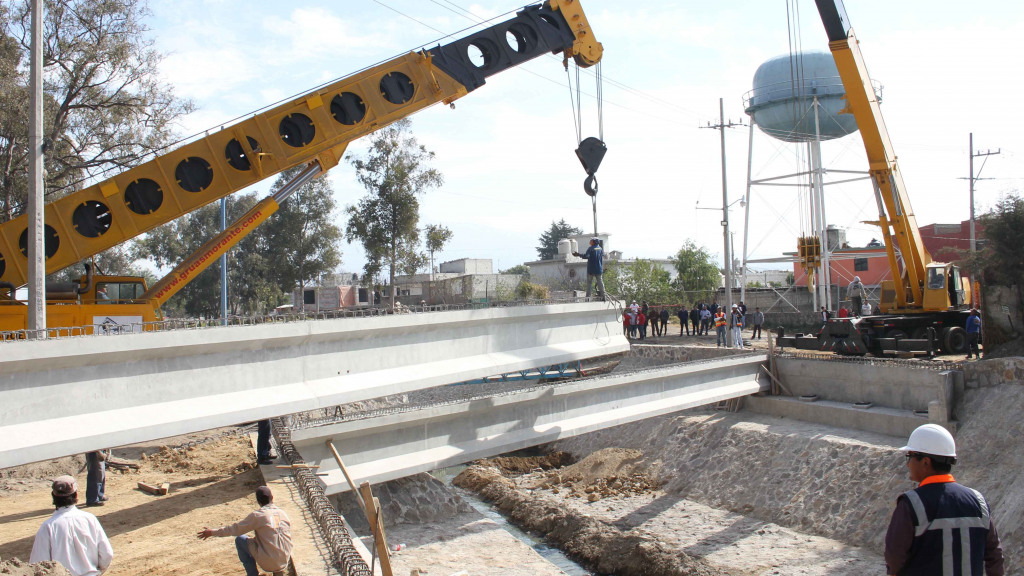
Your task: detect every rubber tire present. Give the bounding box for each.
[944,326,968,354]
[886,329,908,339]
[911,327,930,340]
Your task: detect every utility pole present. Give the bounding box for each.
[220,197,228,325]
[27,0,45,338]
[700,99,747,314]
[964,133,1000,252]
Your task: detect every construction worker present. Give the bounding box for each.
[572,237,605,299]
[729,304,744,349]
[198,486,293,576]
[30,476,114,576]
[966,309,982,360]
[848,276,866,317]
[714,308,727,347]
[885,424,1004,575]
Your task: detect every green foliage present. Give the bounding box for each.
[536,219,582,260]
[616,259,674,304]
[499,262,532,276]
[136,168,343,318]
[0,0,193,222]
[346,119,442,307]
[424,223,453,274]
[786,271,795,286]
[745,280,764,288]
[976,192,1024,286]
[670,240,720,300]
[516,281,550,300]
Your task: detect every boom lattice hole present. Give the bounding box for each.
[72,200,112,238]
[124,178,164,215]
[175,157,214,193]
[18,225,59,259]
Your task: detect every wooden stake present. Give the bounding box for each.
[325,440,366,516]
[359,482,393,576]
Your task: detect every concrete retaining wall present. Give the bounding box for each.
[0,302,628,468]
[774,356,956,417]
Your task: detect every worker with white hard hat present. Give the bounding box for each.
[884,424,1004,575]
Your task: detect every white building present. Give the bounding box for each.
[524,232,678,286]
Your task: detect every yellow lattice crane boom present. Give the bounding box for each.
[0,0,603,331]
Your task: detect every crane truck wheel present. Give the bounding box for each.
[943,326,968,354]
[885,329,908,339]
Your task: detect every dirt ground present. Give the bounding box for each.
[0,433,268,576]
[456,448,885,576]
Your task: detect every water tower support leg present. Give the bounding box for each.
[741,121,754,303]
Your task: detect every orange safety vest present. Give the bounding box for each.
[714,312,726,328]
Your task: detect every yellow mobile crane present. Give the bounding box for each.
[779,0,974,356]
[0,0,603,333]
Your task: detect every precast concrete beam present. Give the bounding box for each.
[0,302,627,468]
[291,354,768,495]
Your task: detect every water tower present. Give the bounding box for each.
[739,50,877,310]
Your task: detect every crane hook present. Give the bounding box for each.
[584,173,598,197]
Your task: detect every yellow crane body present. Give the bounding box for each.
[0,0,603,333]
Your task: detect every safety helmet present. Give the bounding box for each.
[900,424,956,458]
[854,276,861,282]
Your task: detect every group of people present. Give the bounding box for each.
[30,421,291,576]
[621,299,765,350]
[622,300,669,339]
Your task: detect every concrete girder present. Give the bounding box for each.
[0,302,627,468]
[290,354,768,495]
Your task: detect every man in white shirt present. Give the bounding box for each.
[30,475,113,576]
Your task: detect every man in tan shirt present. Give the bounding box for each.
[197,486,292,576]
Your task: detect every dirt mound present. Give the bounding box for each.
[0,456,86,494]
[0,557,72,575]
[454,466,725,576]
[138,436,256,476]
[556,447,653,485]
[475,452,574,476]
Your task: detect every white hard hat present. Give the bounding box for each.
[900,424,956,458]
[854,276,861,282]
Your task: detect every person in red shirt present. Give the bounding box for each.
[838,307,849,318]
[637,312,646,339]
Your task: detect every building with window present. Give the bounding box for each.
[788,219,982,288]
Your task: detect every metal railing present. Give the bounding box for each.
[0,296,605,344]
[742,76,883,111]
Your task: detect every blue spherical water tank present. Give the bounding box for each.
[743,51,863,143]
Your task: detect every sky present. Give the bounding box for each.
[143,0,1024,277]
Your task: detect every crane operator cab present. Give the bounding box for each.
[923,263,970,311]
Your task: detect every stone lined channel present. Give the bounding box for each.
[431,464,592,576]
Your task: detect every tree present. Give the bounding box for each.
[346,119,442,308]
[135,169,344,317]
[671,240,720,301]
[617,259,674,304]
[269,166,344,305]
[786,271,796,286]
[976,192,1024,287]
[500,264,531,277]
[536,219,582,261]
[424,224,453,278]
[135,193,260,318]
[0,0,194,222]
